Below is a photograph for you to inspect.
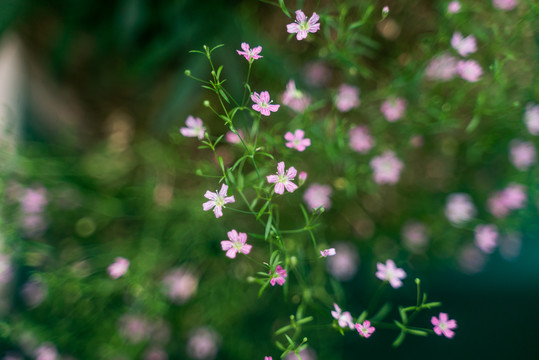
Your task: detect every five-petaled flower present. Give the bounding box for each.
[236,42,263,62]
[284,129,311,152]
[355,320,375,338]
[269,265,287,286]
[431,312,457,338]
[320,248,336,257]
[331,303,354,329]
[375,259,406,288]
[108,257,130,279]
[180,116,206,140]
[202,184,235,218]
[252,91,280,116]
[267,162,298,195]
[287,10,321,40]
[221,230,252,259]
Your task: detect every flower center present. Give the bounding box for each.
[299,21,309,31]
[233,241,242,251]
[277,174,288,183]
[215,195,225,207]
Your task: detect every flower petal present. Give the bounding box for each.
[221,240,233,251]
[295,10,306,23]
[202,201,215,211]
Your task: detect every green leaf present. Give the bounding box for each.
[284,334,294,346]
[278,0,291,17]
[216,65,223,79]
[392,330,406,347]
[210,44,224,53]
[265,211,273,240]
[258,279,271,297]
[219,88,230,104]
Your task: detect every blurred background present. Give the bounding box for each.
[0,0,538,359]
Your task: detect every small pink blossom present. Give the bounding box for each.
[0,254,13,284]
[180,116,206,140]
[425,54,459,81]
[382,6,389,17]
[225,130,244,144]
[349,126,375,154]
[492,0,518,10]
[20,187,47,213]
[370,150,404,185]
[108,257,130,279]
[303,183,332,211]
[401,221,429,253]
[381,97,407,122]
[510,140,536,170]
[267,162,298,195]
[304,61,331,87]
[474,224,498,253]
[187,327,219,360]
[335,84,360,112]
[447,1,461,13]
[320,248,336,257]
[251,91,280,116]
[298,171,308,185]
[501,183,526,210]
[202,184,235,218]
[265,357,272,360]
[355,320,375,338]
[327,243,358,281]
[451,32,477,57]
[119,314,151,343]
[269,265,287,286]
[524,103,539,135]
[282,80,311,112]
[284,348,316,360]
[220,230,252,259]
[488,191,509,218]
[445,193,476,224]
[284,129,311,151]
[331,303,354,329]
[21,279,47,308]
[457,60,483,82]
[410,135,424,147]
[34,343,58,360]
[431,313,457,338]
[376,259,406,288]
[163,267,198,304]
[236,42,262,62]
[458,244,487,274]
[286,10,320,41]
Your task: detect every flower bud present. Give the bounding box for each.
[203,100,210,107]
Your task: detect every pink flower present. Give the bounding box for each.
[510,140,536,170]
[163,267,198,304]
[381,97,407,122]
[20,187,47,213]
[501,183,526,210]
[445,193,476,224]
[335,84,360,112]
[401,221,429,253]
[226,130,244,144]
[220,230,252,259]
[202,184,235,218]
[187,327,219,360]
[303,183,332,210]
[355,321,375,338]
[458,244,487,274]
[320,248,336,257]
[284,348,316,360]
[304,61,331,87]
[298,171,308,185]
[349,126,375,154]
[451,32,477,57]
[382,6,389,17]
[267,162,298,195]
[457,60,483,82]
[108,257,129,279]
[119,314,151,343]
[286,10,320,41]
[487,191,509,218]
[474,224,498,253]
[34,343,58,360]
[524,103,539,135]
[269,265,287,286]
[21,279,47,308]
[236,42,262,62]
[425,54,459,81]
[251,91,280,116]
[284,129,311,151]
[180,116,206,140]
[370,150,404,185]
[265,357,272,360]
[410,135,424,148]
[144,348,168,360]
[492,0,518,10]
[0,254,13,284]
[282,80,311,112]
[431,313,457,339]
[376,259,406,288]
[331,303,354,329]
[447,1,461,13]
[327,243,358,281]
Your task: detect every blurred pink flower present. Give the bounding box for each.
[202,184,235,218]
[225,130,244,144]
[163,267,198,304]
[370,151,404,185]
[492,0,518,10]
[303,61,331,87]
[349,126,374,154]
[457,60,482,82]
[451,32,477,57]
[447,1,461,13]
[382,6,389,17]
[501,183,526,210]
[21,213,47,238]
[21,279,47,308]
[474,224,498,253]
[510,140,536,170]
[320,248,336,257]
[445,193,476,224]
[187,327,219,360]
[286,10,320,40]
[487,191,510,218]
[432,313,457,338]
[220,230,252,259]
[326,243,358,281]
[265,357,272,360]
[0,254,13,284]
[458,244,486,273]
[355,320,375,338]
[252,91,280,116]
[119,314,151,344]
[303,183,332,211]
[425,54,458,81]
[108,257,129,279]
[284,129,311,152]
[144,348,168,360]
[282,80,311,112]
[524,103,539,135]
[20,187,47,213]
[34,343,58,360]
[410,135,424,147]
[236,42,262,62]
[269,265,287,286]
[284,348,316,360]
[267,162,298,195]
[380,97,406,122]
[376,259,406,288]
[401,221,429,253]
[331,303,354,329]
[499,232,522,260]
[180,116,205,140]
[335,84,360,112]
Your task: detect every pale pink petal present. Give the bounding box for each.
[241,42,250,52]
[260,91,270,103]
[213,205,223,218]
[252,104,262,112]
[443,329,455,338]
[439,313,448,322]
[267,175,279,183]
[180,128,197,137]
[286,142,295,149]
[251,46,262,56]
[185,116,197,127]
[284,181,298,193]
[275,183,285,194]
[238,232,247,243]
[297,30,308,40]
[223,195,235,204]
[251,92,260,103]
[294,129,305,138]
[219,184,229,197]
[261,108,271,116]
[434,327,443,335]
[295,10,307,23]
[287,23,300,34]
[227,229,239,242]
[267,104,280,112]
[221,240,233,251]
[286,166,297,179]
[226,248,237,258]
[277,162,285,175]
[240,244,252,254]
[431,316,440,326]
[276,277,286,285]
[446,320,457,328]
[202,201,215,211]
[308,12,320,25]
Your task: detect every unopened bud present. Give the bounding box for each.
[382,6,389,19]
[184,69,191,76]
[299,171,308,186]
[290,256,298,267]
[203,100,210,107]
